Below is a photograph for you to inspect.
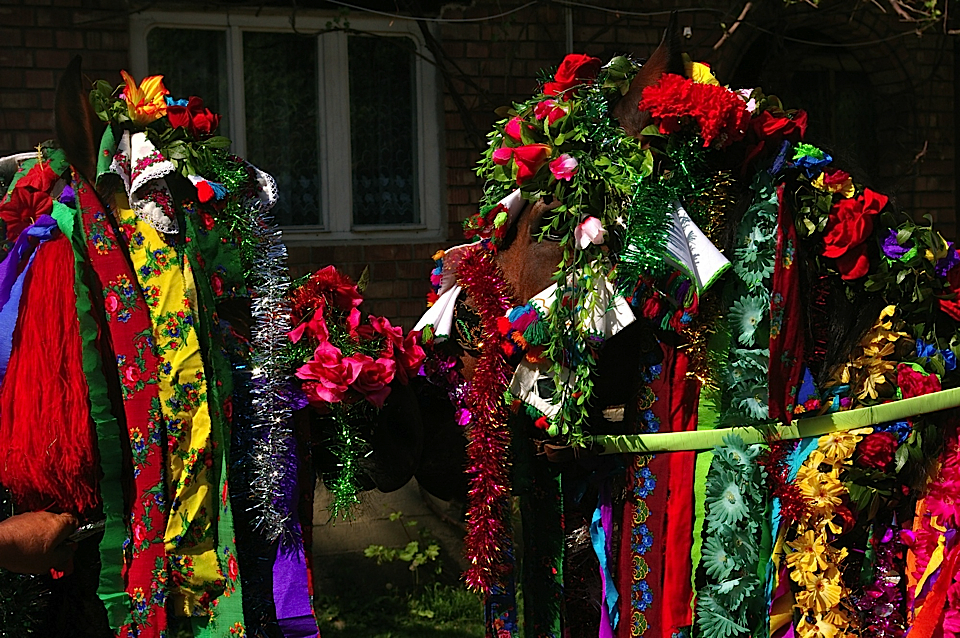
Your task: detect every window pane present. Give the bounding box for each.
[244,32,321,227]
[348,36,418,226]
[147,28,229,137]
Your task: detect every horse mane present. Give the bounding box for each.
[55,56,104,186]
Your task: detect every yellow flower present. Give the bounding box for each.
[818,430,865,465]
[798,470,845,517]
[684,56,720,85]
[121,70,169,126]
[812,172,855,198]
[795,566,844,613]
[786,530,829,572]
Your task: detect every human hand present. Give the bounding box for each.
[0,511,78,574]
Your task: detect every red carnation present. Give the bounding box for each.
[167,96,221,139]
[897,363,941,399]
[638,74,750,148]
[854,431,898,470]
[822,189,888,280]
[543,53,601,98]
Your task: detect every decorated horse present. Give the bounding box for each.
[358,18,960,638]
[0,58,401,637]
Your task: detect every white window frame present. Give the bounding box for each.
[130,10,444,245]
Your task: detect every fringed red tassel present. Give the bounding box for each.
[457,246,517,593]
[0,235,99,514]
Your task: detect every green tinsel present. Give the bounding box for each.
[324,401,374,520]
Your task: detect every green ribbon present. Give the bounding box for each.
[588,387,960,454]
[689,393,718,600]
[184,215,246,636]
[56,198,130,628]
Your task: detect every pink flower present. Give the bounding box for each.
[123,364,142,387]
[897,363,941,399]
[504,116,523,141]
[211,273,223,296]
[132,519,145,546]
[361,316,426,384]
[104,290,122,316]
[512,144,552,185]
[574,216,606,249]
[295,342,362,406]
[492,147,514,165]
[346,353,397,408]
[549,154,578,181]
[534,99,567,124]
[288,311,329,344]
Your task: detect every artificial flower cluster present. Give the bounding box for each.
[289,266,424,410]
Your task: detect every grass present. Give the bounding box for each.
[315,583,486,638]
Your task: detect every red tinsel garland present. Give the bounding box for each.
[456,245,517,593]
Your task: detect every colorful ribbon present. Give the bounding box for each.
[590,484,619,637]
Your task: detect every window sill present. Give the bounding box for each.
[280,227,447,246]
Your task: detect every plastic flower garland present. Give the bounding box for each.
[287,266,424,517]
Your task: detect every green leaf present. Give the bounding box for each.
[201,136,232,149]
[897,228,913,245]
[640,124,664,138]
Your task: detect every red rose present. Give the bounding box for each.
[167,96,221,139]
[104,290,122,316]
[543,53,601,98]
[211,273,224,296]
[854,431,898,470]
[504,116,524,142]
[897,363,941,399]
[512,144,552,185]
[123,364,142,387]
[822,189,888,280]
[295,342,361,406]
[363,315,425,384]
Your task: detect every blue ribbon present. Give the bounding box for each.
[0,214,60,381]
[590,486,620,635]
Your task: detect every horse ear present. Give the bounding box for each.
[55,56,104,184]
[611,13,685,139]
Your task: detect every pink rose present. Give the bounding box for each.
[534,99,567,124]
[346,353,397,408]
[574,216,606,249]
[132,519,145,546]
[105,290,122,316]
[504,116,523,142]
[123,364,142,386]
[295,342,362,406]
[492,147,514,165]
[549,153,578,181]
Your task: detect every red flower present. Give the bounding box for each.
[346,353,397,409]
[897,363,941,399]
[167,96,221,139]
[822,189,888,280]
[543,53,601,98]
[638,74,750,148]
[211,273,224,296]
[940,254,960,320]
[227,554,239,582]
[512,144,552,185]
[104,290,122,316]
[198,210,216,231]
[361,315,425,384]
[742,110,808,170]
[534,416,549,430]
[854,431,898,470]
[504,116,524,142]
[295,342,362,406]
[289,265,363,324]
[123,364,142,387]
[0,187,53,242]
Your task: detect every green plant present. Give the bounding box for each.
[363,511,442,586]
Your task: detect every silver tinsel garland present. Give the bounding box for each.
[244,167,299,541]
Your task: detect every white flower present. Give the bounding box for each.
[574,216,607,249]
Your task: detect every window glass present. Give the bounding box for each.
[243,32,321,227]
[348,35,418,226]
[146,28,229,137]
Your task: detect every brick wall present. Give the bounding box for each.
[0,0,955,329]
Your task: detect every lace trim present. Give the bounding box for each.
[109,131,179,234]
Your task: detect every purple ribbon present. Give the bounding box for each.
[591,482,619,638]
[0,214,60,381]
[271,434,319,638]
